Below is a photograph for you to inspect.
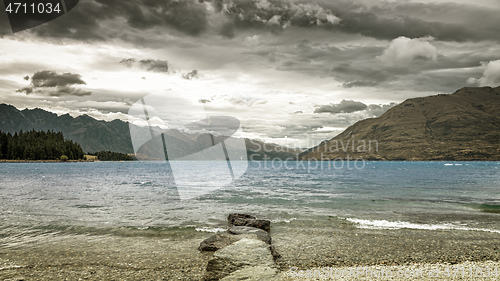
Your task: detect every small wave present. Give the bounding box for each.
[271,218,297,223]
[195,227,226,233]
[345,218,500,233]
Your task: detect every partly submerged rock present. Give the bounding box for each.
[228,214,271,232]
[227,213,256,225]
[228,226,271,244]
[232,218,271,232]
[203,238,276,280]
[198,233,241,251]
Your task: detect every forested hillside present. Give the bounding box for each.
[0,130,84,160]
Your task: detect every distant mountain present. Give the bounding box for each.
[0,104,301,159]
[301,86,500,161]
[0,104,134,153]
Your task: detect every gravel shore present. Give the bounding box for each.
[1,219,499,280]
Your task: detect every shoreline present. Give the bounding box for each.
[0,159,98,163]
[1,223,499,280]
[280,260,500,280]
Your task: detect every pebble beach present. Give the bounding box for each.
[1,218,499,280]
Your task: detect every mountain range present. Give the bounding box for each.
[2,86,499,161]
[301,86,500,161]
[0,104,300,160]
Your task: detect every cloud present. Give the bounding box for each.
[323,0,500,42]
[120,58,171,72]
[314,100,397,117]
[1,0,498,45]
[366,103,397,117]
[29,70,86,87]
[341,80,380,88]
[223,0,341,32]
[467,60,500,87]
[182,70,199,80]
[378,36,438,66]
[17,70,91,96]
[25,0,209,40]
[314,100,368,114]
[138,59,171,72]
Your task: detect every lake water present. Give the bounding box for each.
[1,161,499,247]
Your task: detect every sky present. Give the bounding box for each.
[1,0,500,148]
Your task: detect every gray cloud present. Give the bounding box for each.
[138,59,170,72]
[120,58,171,73]
[220,0,340,35]
[315,100,397,117]
[182,70,199,80]
[366,103,397,117]
[2,0,498,44]
[468,60,500,87]
[17,70,91,96]
[30,70,86,87]
[322,0,500,42]
[314,100,368,114]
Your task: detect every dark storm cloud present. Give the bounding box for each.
[2,0,498,44]
[29,70,86,87]
[219,0,340,35]
[120,58,171,72]
[17,70,91,96]
[320,0,500,42]
[314,100,367,114]
[219,0,500,42]
[12,0,209,41]
[27,0,105,41]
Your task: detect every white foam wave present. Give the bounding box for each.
[271,218,297,223]
[195,227,226,233]
[345,218,500,233]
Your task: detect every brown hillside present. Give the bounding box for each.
[301,86,500,161]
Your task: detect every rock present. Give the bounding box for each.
[269,245,281,260]
[219,265,280,281]
[228,226,271,244]
[227,213,271,232]
[198,233,241,251]
[215,238,275,268]
[203,238,276,280]
[227,213,256,225]
[231,218,271,232]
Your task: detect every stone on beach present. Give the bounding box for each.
[201,214,280,280]
[198,233,242,251]
[227,213,256,224]
[228,213,271,232]
[228,226,272,244]
[203,238,276,280]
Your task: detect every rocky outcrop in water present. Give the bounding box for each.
[199,214,280,280]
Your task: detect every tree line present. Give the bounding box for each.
[87,151,134,161]
[0,130,84,160]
